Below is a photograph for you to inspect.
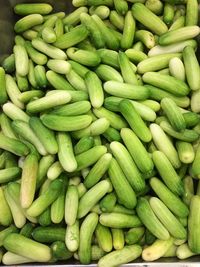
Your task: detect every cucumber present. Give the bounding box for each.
[0,187,12,226]
[176,141,195,164]
[119,99,152,142]
[160,121,199,142]
[108,158,137,209]
[57,132,77,172]
[100,213,142,228]
[36,155,55,189]
[14,3,53,15]
[20,223,35,238]
[3,233,51,262]
[46,70,75,91]
[65,220,79,252]
[118,51,138,85]
[121,128,154,173]
[20,153,38,209]
[74,136,94,155]
[110,141,145,192]
[79,212,98,264]
[149,197,187,239]
[29,117,58,155]
[136,197,170,240]
[125,227,145,245]
[25,41,47,65]
[3,102,29,123]
[80,13,105,49]
[12,120,47,156]
[41,114,92,132]
[104,81,149,100]
[78,180,111,218]
[91,245,106,261]
[95,223,112,252]
[84,71,103,109]
[84,153,112,189]
[0,225,18,247]
[65,185,79,226]
[14,14,44,33]
[161,97,186,131]
[150,177,189,217]
[176,243,196,259]
[50,101,91,116]
[0,167,21,184]
[143,72,190,96]
[150,123,181,169]
[147,84,190,108]
[0,133,29,157]
[95,64,123,83]
[67,47,100,67]
[188,195,200,253]
[98,244,142,267]
[0,67,7,104]
[132,3,168,35]
[5,74,24,109]
[183,45,200,91]
[51,177,67,224]
[91,14,119,50]
[99,192,117,212]
[159,26,200,45]
[152,151,184,196]
[26,179,63,217]
[32,226,65,243]
[142,238,174,261]
[2,252,34,265]
[75,145,107,171]
[51,241,73,260]
[13,45,29,77]
[32,38,67,60]
[121,11,135,49]
[63,7,88,25]
[138,53,181,74]
[27,91,71,113]
[112,228,124,250]
[54,25,89,49]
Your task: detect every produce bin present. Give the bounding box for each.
[0,0,200,266]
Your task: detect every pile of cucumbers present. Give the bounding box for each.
[0,0,200,265]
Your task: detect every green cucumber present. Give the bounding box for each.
[136,197,170,240]
[108,158,137,209]
[3,233,51,262]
